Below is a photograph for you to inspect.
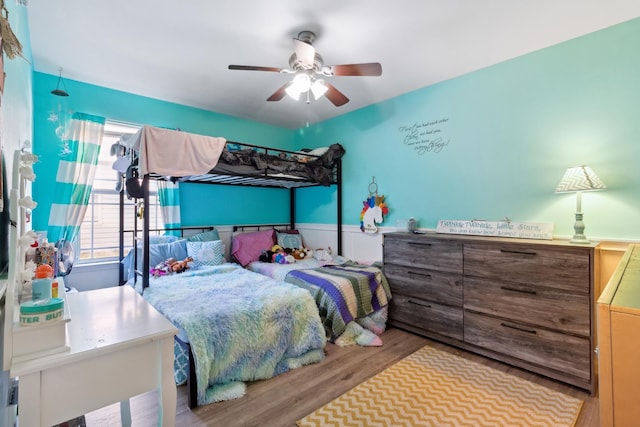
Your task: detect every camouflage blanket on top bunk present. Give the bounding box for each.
[214,143,345,185]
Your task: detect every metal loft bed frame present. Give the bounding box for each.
[118,140,343,290]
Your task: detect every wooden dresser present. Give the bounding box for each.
[383,232,597,393]
[598,243,640,427]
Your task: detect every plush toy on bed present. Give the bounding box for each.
[259,245,298,264]
[291,248,309,260]
[150,258,175,277]
[150,256,193,277]
[313,247,333,262]
[170,256,193,273]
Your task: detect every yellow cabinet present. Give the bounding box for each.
[597,243,640,427]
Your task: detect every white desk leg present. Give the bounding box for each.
[18,372,41,427]
[158,338,177,427]
[120,399,132,427]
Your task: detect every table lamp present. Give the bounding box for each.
[555,165,606,244]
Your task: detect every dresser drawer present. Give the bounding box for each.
[464,311,591,381]
[390,294,463,340]
[383,235,462,274]
[464,277,590,336]
[463,243,591,293]
[384,263,462,307]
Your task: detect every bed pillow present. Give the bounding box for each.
[122,235,182,276]
[187,240,225,267]
[122,239,189,280]
[149,239,189,267]
[231,229,276,266]
[187,229,220,242]
[149,235,180,244]
[276,230,304,249]
[156,239,186,261]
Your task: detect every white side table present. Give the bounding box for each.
[11,286,178,426]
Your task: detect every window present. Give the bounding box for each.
[77,121,162,263]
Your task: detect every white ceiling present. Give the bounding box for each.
[28,1,639,129]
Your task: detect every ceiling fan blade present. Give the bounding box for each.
[293,38,315,68]
[326,62,382,76]
[228,65,284,72]
[266,83,289,102]
[324,82,349,107]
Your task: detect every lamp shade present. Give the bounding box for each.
[555,165,606,193]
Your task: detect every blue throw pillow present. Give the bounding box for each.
[187,229,220,242]
[276,231,304,249]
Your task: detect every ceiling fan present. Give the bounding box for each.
[228,30,382,107]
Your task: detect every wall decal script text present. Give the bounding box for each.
[399,118,450,155]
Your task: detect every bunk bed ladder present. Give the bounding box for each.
[336,158,342,255]
[118,188,125,285]
[142,175,150,290]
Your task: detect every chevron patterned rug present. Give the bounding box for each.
[297,345,583,427]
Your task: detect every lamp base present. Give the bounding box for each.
[570,235,591,244]
[571,212,590,244]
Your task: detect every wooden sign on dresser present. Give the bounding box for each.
[383,231,598,394]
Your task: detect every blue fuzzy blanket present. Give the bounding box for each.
[140,264,326,405]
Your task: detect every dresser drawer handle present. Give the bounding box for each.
[408,242,432,247]
[408,299,432,309]
[500,286,537,295]
[409,271,432,279]
[500,322,537,334]
[500,249,537,256]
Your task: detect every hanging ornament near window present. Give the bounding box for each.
[48,68,73,157]
[0,0,24,60]
[360,176,389,233]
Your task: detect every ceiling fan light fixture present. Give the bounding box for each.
[290,73,312,92]
[285,83,302,101]
[310,79,328,100]
[228,29,381,108]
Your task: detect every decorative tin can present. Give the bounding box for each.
[20,298,64,326]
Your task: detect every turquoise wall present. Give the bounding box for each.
[31,74,296,230]
[31,18,640,241]
[297,18,640,241]
[2,3,32,183]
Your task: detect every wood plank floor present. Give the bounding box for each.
[85,327,599,426]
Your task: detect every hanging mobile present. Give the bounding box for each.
[359,176,389,233]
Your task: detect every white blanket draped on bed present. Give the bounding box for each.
[125,125,227,176]
[138,264,326,405]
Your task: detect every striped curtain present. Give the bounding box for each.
[48,112,105,244]
[157,180,181,236]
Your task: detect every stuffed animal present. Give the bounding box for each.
[313,247,333,262]
[150,256,193,277]
[150,257,176,277]
[291,248,308,260]
[259,245,298,264]
[259,249,273,263]
[169,256,193,273]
